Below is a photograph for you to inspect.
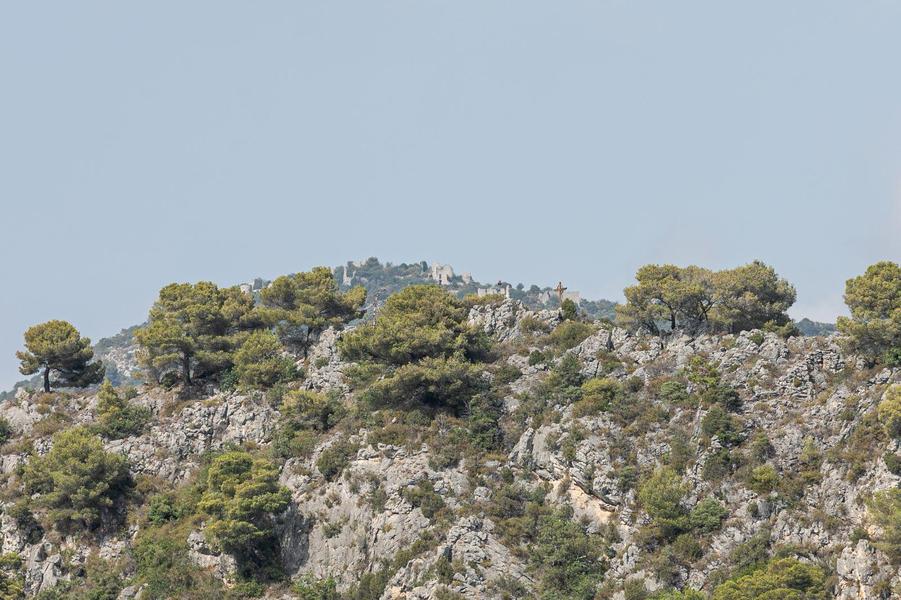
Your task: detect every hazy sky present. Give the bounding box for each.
[1,2,899,389]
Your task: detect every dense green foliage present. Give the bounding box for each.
[617,262,795,335]
[339,285,487,366]
[867,487,901,561]
[878,385,901,437]
[133,527,232,598]
[293,574,339,599]
[0,553,24,600]
[638,467,690,538]
[233,330,296,388]
[23,427,130,531]
[360,357,488,413]
[710,557,828,599]
[340,285,489,413]
[197,451,291,572]
[17,320,103,392]
[485,482,607,600]
[135,282,259,385]
[837,261,901,365]
[259,267,365,356]
[94,379,150,439]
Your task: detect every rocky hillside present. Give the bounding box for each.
[0,297,898,600]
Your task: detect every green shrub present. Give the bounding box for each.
[594,349,623,375]
[0,553,24,600]
[133,527,228,598]
[878,385,901,437]
[625,376,644,393]
[520,316,552,335]
[685,358,741,410]
[361,357,488,414]
[547,321,595,351]
[574,378,621,417]
[556,352,586,384]
[666,430,694,472]
[24,427,131,531]
[316,438,357,481]
[748,432,773,464]
[560,298,579,321]
[711,557,828,599]
[649,590,705,600]
[638,467,689,539]
[702,448,733,481]
[884,452,901,476]
[658,380,689,405]
[672,533,703,563]
[493,363,522,385]
[147,493,186,525]
[868,488,901,562]
[747,465,779,495]
[272,390,344,460]
[94,379,151,439]
[624,579,649,600]
[293,575,339,600]
[689,498,728,533]
[701,406,743,446]
[34,555,124,600]
[283,390,344,432]
[401,480,446,520]
[0,417,14,445]
[468,392,503,451]
[197,451,291,574]
[530,507,606,599]
[528,350,548,366]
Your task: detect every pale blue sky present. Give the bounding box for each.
[1,2,900,389]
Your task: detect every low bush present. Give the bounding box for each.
[94,380,151,439]
[401,480,446,520]
[361,358,488,414]
[316,438,358,481]
[638,467,689,539]
[868,488,901,562]
[573,378,621,417]
[878,385,901,437]
[711,557,828,599]
[701,406,743,446]
[293,575,339,599]
[689,498,728,533]
[0,553,24,600]
[658,380,689,405]
[547,321,595,351]
[24,427,131,532]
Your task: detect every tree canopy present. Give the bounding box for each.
[259,267,365,356]
[616,261,795,335]
[836,261,901,366]
[135,282,258,385]
[17,320,104,392]
[338,284,487,366]
[232,330,296,388]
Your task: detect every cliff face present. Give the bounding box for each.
[1,299,898,599]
